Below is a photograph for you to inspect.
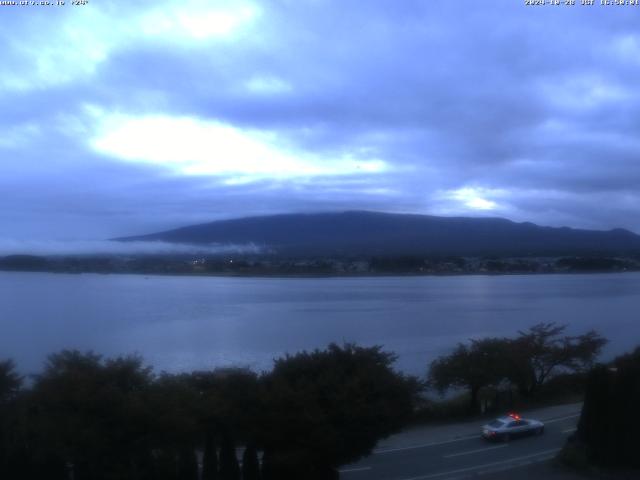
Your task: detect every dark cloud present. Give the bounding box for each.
[1,0,640,245]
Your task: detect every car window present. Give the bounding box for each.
[507,421,517,427]
[489,420,504,428]
[519,420,529,426]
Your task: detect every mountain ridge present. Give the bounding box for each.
[115,211,640,257]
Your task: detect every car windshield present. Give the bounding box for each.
[489,420,504,428]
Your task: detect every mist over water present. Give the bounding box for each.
[1,271,639,376]
[0,239,261,256]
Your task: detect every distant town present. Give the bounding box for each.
[1,253,639,277]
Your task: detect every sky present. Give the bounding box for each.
[2,0,640,247]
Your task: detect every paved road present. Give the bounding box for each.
[339,404,581,480]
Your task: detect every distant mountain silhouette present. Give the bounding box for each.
[115,211,640,257]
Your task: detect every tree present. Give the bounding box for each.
[428,338,511,413]
[28,350,155,480]
[189,368,261,480]
[146,372,201,479]
[202,431,219,480]
[189,368,262,444]
[242,442,261,480]
[178,446,198,480]
[510,323,607,396]
[0,360,22,404]
[219,431,240,480]
[260,343,420,479]
[0,360,23,479]
[567,346,640,468]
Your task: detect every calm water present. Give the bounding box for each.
[1,271,639,376]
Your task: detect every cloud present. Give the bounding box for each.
[2,0,640,240]
[0,123,40,149]
[0,0,259,92]
[440,187,503,212]
[139,1,259,40]
[89,112,389,181]
[0,239,261,256]
[244,76,293,95]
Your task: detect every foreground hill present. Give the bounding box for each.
[115,211,640,257]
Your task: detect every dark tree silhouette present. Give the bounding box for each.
[568,346,640,468]
[202,431,219,480]
[1,345,417,480]
[178,446,198,480]
[510,323,607,396]
[190,368,261,480]
[241,442,261,480]
[28,351,155,480]
[0,360,22,403]
[219,431,241,480]
[428,324,608,411]
[189,368,262,445]
[260,343,420,479]
[428,338,511,413]
[0,359,23,479]
[154,449,179,480]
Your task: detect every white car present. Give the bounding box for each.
[481,413,544,441]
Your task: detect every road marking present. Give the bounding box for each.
[562,427,577,434]
[544,413,580,424]
[338,466,372,473]
[374,434,480,454]
[443,444,508,459]
[476,453,555,476]
[397,448,561,480]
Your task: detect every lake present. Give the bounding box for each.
[1,271,639,376]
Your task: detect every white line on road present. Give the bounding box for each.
[443,444,508,459]
[562,427,577,433]
[544,413,580,424]
[373,434,480,455]
[397,448,562,480]
[338,466,372,473]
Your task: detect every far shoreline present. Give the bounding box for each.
[1,266,639,280]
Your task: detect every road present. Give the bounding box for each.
[339,404,581,480]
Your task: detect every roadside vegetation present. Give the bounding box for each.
[0,323,612,479]
[425,323,607,417]
[560,346,640,472]
[0,344,419,480]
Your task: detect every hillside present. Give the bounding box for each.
[115,211,640,257]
